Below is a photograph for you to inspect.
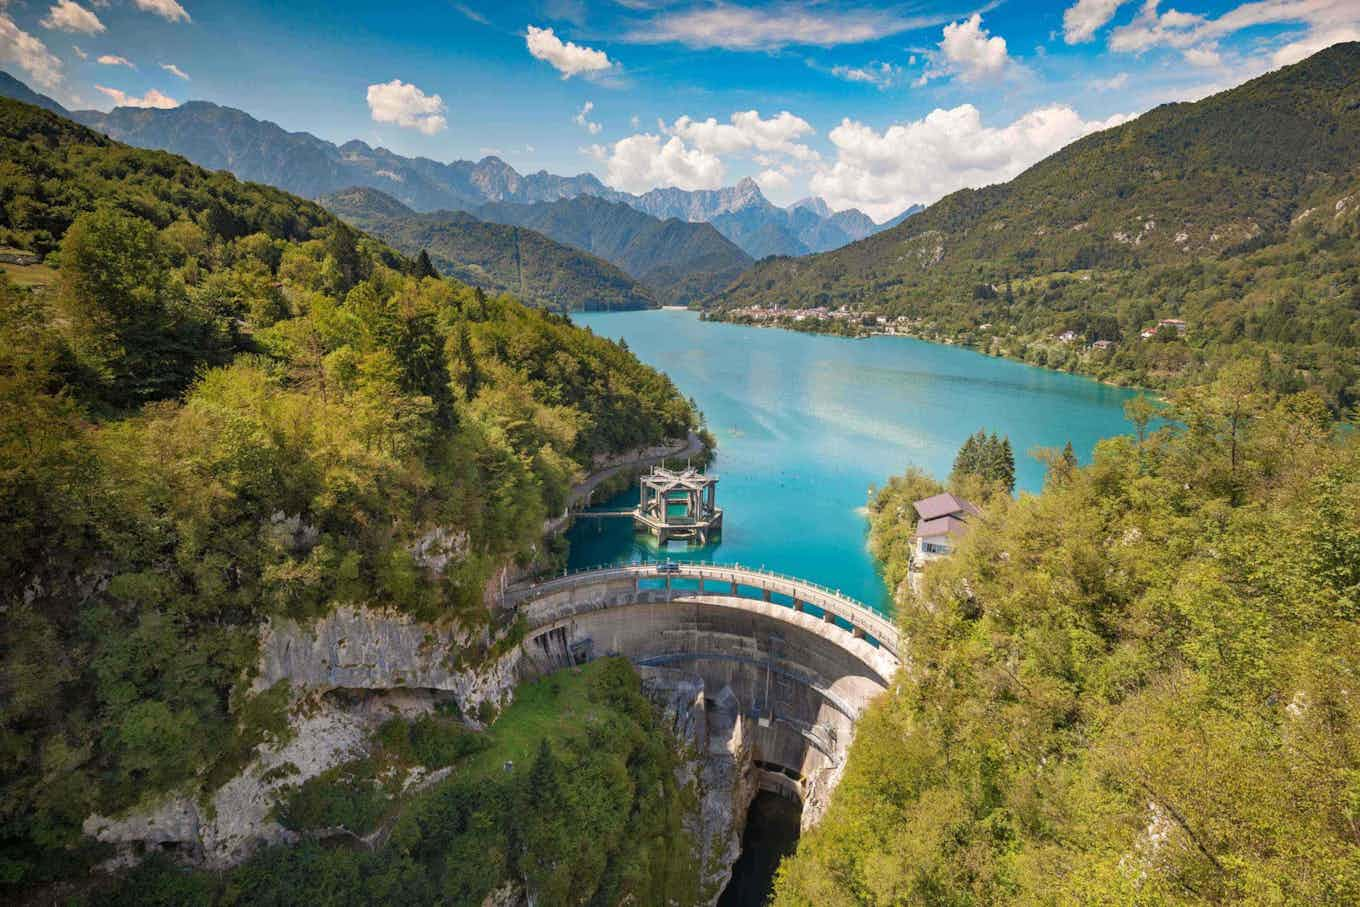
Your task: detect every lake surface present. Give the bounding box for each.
[568,310,1137,610]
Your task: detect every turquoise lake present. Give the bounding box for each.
[567,310,1138,611]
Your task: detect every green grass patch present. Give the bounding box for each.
[0,261,58,290]
[462,661,613,782]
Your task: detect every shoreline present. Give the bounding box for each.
[697,310,1154,399]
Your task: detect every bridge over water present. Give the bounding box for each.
[506,562,901,816]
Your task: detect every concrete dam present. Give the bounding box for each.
[506,562,901,820]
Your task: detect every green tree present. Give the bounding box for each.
[1124,394,1158,444]
[951,430,1015,495]
[452,320,481,400]
[59,208,233,406]
[413,249,438,280]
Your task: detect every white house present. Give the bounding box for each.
[911,492,981,564]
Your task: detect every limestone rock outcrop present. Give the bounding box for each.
[641,667,757,905]
[87,606,522,869]
[253,605,520,724]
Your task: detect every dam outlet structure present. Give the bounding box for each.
[505,562,899,827]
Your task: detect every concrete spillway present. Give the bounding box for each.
[506,564,900,820]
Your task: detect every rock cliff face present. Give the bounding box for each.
[86,695,379,867]
[253,605,520,724]
[87,606,523,869]
[641,667,758,905]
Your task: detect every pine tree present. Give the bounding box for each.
[952,430,1015,494]
[952,431,982,479]
[413,249,438,280]
[1061,441,1078,472]
[324,222,363,295]
[999,436,1016,493]
[454,321,480,399]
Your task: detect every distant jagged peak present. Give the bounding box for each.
[790,196,832,218]
[475,154,515,172]
[732,175,762,196]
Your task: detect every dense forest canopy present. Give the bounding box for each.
[712,43,1360,414]
[0,98,695,893]
[776,377,1360,903]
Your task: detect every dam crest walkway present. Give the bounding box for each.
[504,562,901,667]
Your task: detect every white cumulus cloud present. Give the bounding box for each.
[1092,71,1130,90]
[917,13,1014,85]
[1110,0,1206,52]
[96,85,178,108]
[810,103,1133,221]
[40,0,105,36]
[134,0,191,23]
[97,54,135,68]
[366,79,448,135]
[592,132,725,194]
[670,109,818,161]
[591,108,820,196]
[1062,0,1127,44]
[161,62,189,80]
[1,14,63,89]
[941,14,1012,80]
[525,25,614,78]
[753,167,792,193]
[574,100,601,134]
[1182,43,1223,66]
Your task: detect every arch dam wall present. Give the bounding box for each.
[505,564,901,822]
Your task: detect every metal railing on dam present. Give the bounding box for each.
[503,561,902,663]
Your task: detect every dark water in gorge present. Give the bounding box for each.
[717,792,802,907]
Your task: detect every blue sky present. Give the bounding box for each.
[3,0,1358,219]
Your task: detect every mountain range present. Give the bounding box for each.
[715,42,1360,310]
[0,71,909,262]
[469,194,751,305]
[711,42,1360,412]
[319,187,656,311]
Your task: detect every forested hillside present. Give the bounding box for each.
[473,195,752,306]
[776,378,1360,903]
[0,97,694,894]
[714,43,1360,413]
[321,187,656,311]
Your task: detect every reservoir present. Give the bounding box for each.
[568,309,1137,611]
